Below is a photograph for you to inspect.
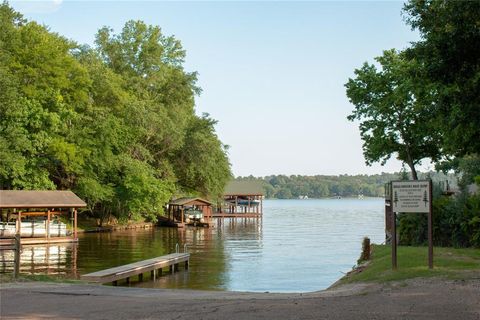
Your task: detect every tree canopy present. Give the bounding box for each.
[404,0,480,157]
[346,0,480,180]
[0,3,231,224]
[345,50,441,179]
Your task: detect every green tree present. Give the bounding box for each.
[172,113,232,199]
[345,50,441,180]
[0,3,231,223]
[403,0,480,157]
[0,3,90,190]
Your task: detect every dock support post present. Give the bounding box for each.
[159,268,162,276]
[47,210,50,239]
[13,234,21,278]
[112,281,117,286]
[126,277,130,284]
[185,260,189,269]
[139,273,143,281]
[74,209,78,240]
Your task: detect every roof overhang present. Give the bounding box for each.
[0,190,87,209]
[169,197,213,207]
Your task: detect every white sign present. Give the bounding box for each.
[392,180,431,213]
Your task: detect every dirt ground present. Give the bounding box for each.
[1,278,479,320]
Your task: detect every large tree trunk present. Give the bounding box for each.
[407,161,418,180]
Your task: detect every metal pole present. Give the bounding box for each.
[428,179,434,269]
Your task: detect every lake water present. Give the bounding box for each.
[8,198,386,292]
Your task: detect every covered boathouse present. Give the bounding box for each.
[0,190,86,246]
[215,181,264,217]
[166,197,213,228]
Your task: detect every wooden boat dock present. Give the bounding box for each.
[81,252,190,285]
[0,190,86,246]
[211,212,261,218]
[218,181,264,216]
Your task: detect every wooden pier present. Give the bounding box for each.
[211,212,261,218]
[81,253,190,285]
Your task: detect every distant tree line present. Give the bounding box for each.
[236,172,454,199]
[0,3,231,224]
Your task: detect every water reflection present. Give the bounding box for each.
[0,243,77,275]
[2,199,385,292]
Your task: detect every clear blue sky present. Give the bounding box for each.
[11,1,427,177]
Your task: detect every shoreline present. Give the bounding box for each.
[78,221,156,233]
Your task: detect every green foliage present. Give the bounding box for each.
[346,1,480,178]
[345,50,440,180]
[404,1,480,156]
[399,193,480,248]
[436,154,480,189]
[346,1,480,249]
[172,114,232,199]
[0,3,231,223]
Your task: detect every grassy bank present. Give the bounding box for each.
[339,245,480,285]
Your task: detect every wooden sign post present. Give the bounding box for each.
[391,180,433,269]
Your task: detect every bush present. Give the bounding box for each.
[398,193,480,248]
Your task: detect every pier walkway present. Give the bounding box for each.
[81,253,189,285]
